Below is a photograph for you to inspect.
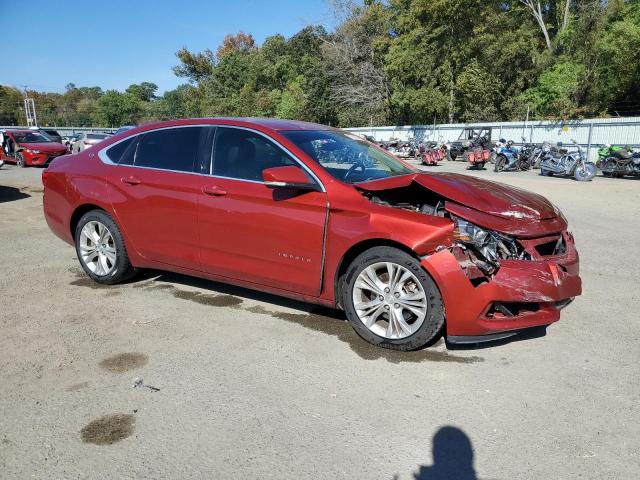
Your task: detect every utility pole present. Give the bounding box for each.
[22,86,37,127]
[522,104,530,143]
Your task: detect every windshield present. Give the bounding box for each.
[281,130,415,183]
[12,132,53,143]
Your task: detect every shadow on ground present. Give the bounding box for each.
[0,186,30,203]
[408,426,479,480]
[69,266,545,362]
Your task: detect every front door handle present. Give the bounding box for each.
[202,185,227,196]
[121,175,141,185]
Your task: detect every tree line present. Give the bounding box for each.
[2,0,639,128]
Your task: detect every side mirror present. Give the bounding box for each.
[262,165,319,191]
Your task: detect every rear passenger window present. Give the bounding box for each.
[213,127,295,181]
[134,127,205,172]
[106,137,135,164]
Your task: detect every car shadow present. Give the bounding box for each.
[129,270,549,357]
[0,186,31,203]
[131,270,485,364]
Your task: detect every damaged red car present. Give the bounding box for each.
[42,118,581,350]
[1,129,67,167]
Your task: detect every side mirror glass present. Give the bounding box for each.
[262,165,319,191]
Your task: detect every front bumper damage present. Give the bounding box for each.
[420,231,581,340]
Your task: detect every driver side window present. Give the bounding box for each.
[212,128,294,182]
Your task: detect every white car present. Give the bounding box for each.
[71,132,112,153]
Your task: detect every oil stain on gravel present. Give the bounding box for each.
[66,381,90,392]
[133,280,243,307]
[245,305,483,364]
[99,353,148,373]
[172,289,242,307]
[80,414,135,445]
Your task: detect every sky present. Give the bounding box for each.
[1,0,334,94]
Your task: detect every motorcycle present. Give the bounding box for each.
[494,140,530,172]
[597,145,640,178]
[462,137,490,170]
[539,139,596,181]
[596,144,631,167]
[420,142,445,166]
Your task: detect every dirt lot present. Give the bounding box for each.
[1,161,639,479]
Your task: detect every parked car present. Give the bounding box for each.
[114,125,136,135]
[62,133,81,151]
[447,127,493,160]
[27,127,63,143]
[43,118,582,350]
[0,129,67,167]
[39,128,63,144]
[70,132,112,153]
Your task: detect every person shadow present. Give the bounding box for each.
[413,426,478,480]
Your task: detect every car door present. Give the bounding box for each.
[104,126,208,270]
[196,126,328,296]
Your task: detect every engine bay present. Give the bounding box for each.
[359,181,531,279]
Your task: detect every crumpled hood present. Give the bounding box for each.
[413,172,558,220]
[18,142,66,153]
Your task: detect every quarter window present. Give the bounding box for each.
[134,127,205,172]
[213,128,295,181]
[105,137,135,164]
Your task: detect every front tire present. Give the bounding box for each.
[74,210,137,284]
[16,152,26,168]
[340,246,444,351]
[494,155,506,172]
[574,162,596,182]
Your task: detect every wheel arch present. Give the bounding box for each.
[333,238,420,307]
[69,203,106,240]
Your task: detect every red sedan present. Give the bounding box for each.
[42,118,581,350]
[1,129,67,167]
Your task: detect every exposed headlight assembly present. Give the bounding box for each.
[452,216,528,264]
[26,149,41,154]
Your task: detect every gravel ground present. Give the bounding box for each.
[0,161,638,479]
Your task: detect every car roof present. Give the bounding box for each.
[6,129,33,134]
[210,118,332,131]
[125,118,334,135]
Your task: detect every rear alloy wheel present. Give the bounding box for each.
[75,210,136,284]
[341,246,444,350]
[16,152,26,168]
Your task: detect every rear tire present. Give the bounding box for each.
[340,246,444,351]
[74,210,137,285]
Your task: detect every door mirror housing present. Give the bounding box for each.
[262,166,319,191]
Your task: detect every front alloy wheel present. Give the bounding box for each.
[342,246,444,350]
[574,162,596,181]
[16,153,26,168]
[352,262,428,340]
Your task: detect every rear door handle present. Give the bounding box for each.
[202,185,227,196]
[121,176,141,185]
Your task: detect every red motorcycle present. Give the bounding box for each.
[464,146,490,170]
[420,142,445,166]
